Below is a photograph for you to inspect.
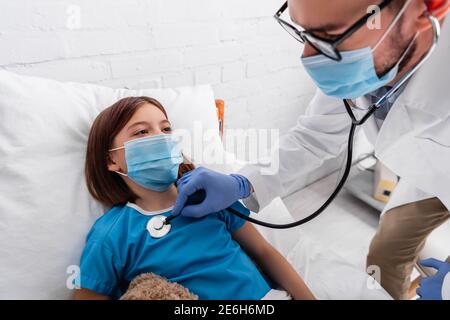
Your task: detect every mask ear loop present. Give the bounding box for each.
[393,31,420,69]
[374,14,440,108]
[347,31,418,112]
[344,14,440,113]
[109,145,125,152]
[372,0,413,52]
[108,146,128,177]
[115,171,128,177]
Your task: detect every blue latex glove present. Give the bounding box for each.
[416,258,450,300]
[172,167,252,218]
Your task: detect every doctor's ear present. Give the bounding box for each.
[426,0,450,18]
[417,0,450,31]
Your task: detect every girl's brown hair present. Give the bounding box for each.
[85,96,194,208]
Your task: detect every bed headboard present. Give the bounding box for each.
[215,99,224,140]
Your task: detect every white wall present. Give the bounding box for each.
[0,0,316,133]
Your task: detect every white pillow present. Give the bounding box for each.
[0,70,223,299]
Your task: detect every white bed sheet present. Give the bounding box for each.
[253,198,392,300]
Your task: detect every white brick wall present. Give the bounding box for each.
[0,0,316,133]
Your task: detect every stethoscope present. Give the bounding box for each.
[148,15,441,239]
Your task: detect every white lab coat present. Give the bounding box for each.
[239,21,450,299]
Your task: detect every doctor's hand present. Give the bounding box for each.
[172,167,252,218]
[416,258,450,300]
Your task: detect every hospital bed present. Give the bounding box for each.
[0,70,393,300]
[289,149,450,298]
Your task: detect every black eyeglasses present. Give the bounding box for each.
[274,0,394,61]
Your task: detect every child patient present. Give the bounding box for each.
[74,96,315,300]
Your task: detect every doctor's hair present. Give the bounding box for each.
[85,96,194,208]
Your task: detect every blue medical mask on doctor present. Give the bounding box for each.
[301,0,415,99]
[109,134,183,192]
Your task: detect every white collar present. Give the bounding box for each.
[126,202,174,216]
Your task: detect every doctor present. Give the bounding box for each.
[173,0,450,300]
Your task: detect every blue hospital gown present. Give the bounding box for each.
[79,201,273,299]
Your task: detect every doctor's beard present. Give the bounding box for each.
[376,15,418,78]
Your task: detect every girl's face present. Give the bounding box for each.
[107,103,172,175]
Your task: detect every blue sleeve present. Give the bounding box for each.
[79,240,122,298]
[220,201,251,234]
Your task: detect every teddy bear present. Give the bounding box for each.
[120,273,198,300]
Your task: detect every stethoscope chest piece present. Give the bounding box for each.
[147,215,171,239]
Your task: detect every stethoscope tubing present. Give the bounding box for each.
[219,15,441,230]
[162,14,440,231]
[163,123,356,230]
[219,123,356,229]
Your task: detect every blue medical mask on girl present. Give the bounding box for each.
[109,134,183,192]
[301,0,416,99]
